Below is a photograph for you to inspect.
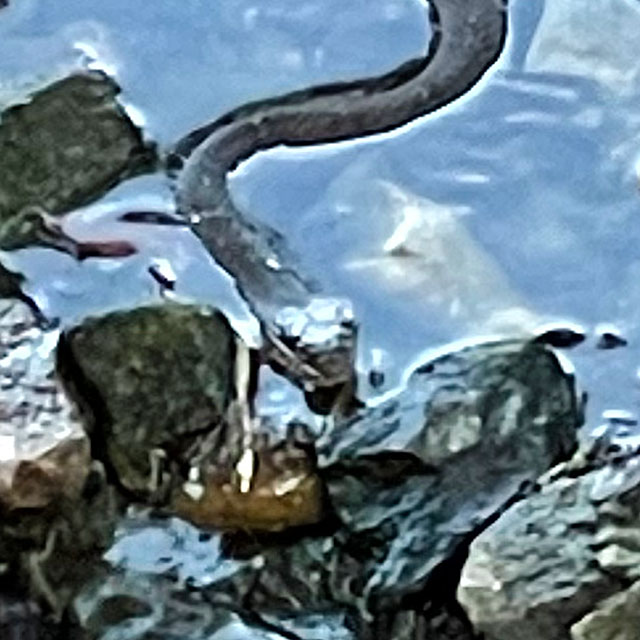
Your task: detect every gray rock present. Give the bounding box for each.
[319,339,580,607]
[571,579,640,640]
[458,436,640,640]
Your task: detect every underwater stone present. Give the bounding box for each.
[0,299,90,512]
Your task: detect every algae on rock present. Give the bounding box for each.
[0,70,157,225]
[59,303,237,495]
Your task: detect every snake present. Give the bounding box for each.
[169,0,509,395]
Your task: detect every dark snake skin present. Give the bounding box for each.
[172,0,508,327]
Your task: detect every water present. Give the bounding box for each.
[1,0,640,432]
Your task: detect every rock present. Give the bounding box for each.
[0,299,118,620]
[68,338,581,638]
[318,339,580,608]
[457,436,640,640]
[0,263,33,312]
[0,70,156,224]
[571,579,640,640]
[167,339,579,638]
[58,303,237,495]
[6,462,119,620]
[0,592,43,640]
[0,299,90,511]
[265,297,358,415]
[0,70,155,310]
[172,436,325,532]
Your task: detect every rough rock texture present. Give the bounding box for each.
[571,582,640,640]
[0,70,156,226]
[71,339,580,639]
[59,303,237,495]
[73,511,357,640]
[0,299,90,511]
[317,339,580,609]
[0,299,118,625]
[458,435,640,640]
[571,579,640,640]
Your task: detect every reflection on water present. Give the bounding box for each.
[1,0,640,432]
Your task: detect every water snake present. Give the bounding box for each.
[118,0,511,528]
[172,1,507,308]
[170,0,508,395]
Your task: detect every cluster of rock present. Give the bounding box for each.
[0,70,638,640]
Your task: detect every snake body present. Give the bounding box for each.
[172,0,508,387]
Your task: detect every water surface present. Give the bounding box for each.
[1,0,640,432]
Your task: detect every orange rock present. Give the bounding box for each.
[173,443,325,532]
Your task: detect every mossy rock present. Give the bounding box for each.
[0,70,157,227]
[59,303,237,495]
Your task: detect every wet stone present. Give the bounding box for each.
[571,579,640,640]
[0,299,118,622]
[73,511,357,639]
[457,434,640,640]
[316,339,580,607]
[58,303,237,496]
[0,70,157,226]
[0,298,90,512]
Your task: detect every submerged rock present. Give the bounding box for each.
[0,299,90,511]
[59,303,237,496]
[458,434,640,640]
[0,299,118,622]
[0,70,156,224]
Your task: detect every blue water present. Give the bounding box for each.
[2,0,640,433]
